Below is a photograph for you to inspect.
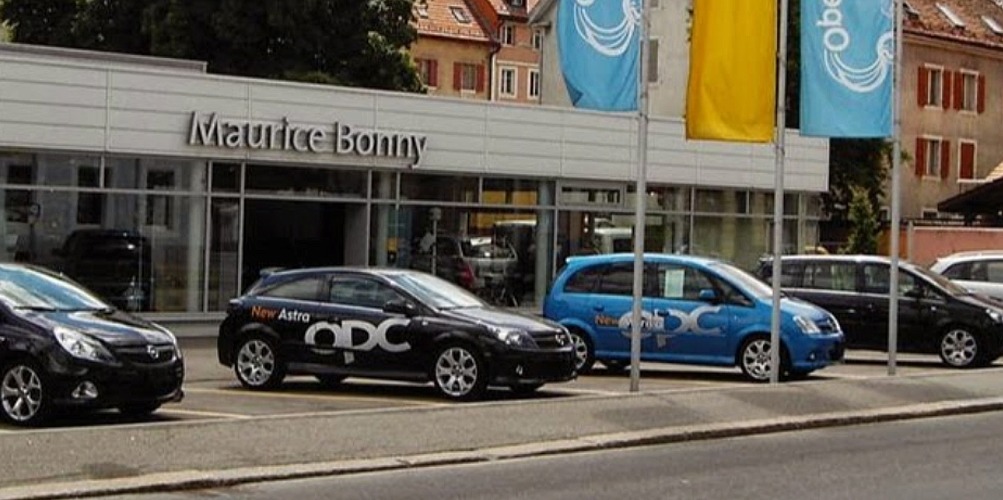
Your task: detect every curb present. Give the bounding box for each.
[4,397,1003,500]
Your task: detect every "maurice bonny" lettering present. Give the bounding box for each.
[187,112,427,167]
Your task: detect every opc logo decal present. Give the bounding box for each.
[572,0,641,57]
[612,306,724,348]
[304,318,410,354]
[816,0,893,93]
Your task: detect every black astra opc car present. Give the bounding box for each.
[217,268,577,401]
[756,254,1003,368]
[0,264,184,426]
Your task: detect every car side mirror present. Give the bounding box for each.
[698,288,719,303]
[383,298,418,317]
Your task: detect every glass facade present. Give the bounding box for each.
[0,150,821,314]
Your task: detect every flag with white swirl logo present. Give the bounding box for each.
[557,0,640,111]
[800,0,894,137]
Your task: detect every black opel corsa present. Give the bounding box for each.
[0,264,184,426]
[217,268,577,400]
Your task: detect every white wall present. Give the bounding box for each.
[0,44,829,192]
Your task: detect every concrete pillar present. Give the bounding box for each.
[534,181,554,306]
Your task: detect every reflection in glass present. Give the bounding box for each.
[245,164,366,197]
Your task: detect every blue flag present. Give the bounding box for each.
[557,0,641,111]
[800,0,894,137]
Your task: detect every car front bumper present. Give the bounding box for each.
[46,355,185,409]
[788,334,845,372]
[488,348,578,386]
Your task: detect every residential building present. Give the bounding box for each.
[412,0,494,100]
[900,0,1003,222]
[467,0,543,103]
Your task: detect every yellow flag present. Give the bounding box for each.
[686,0,777,142]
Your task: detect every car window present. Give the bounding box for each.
[329,276,401,309]
[260,276,325,301]
[564,265,605,293]
[652,263,714,301]
[596,263,634,296]
[710,261,771,300]
[804,262,856,292]
[758,260,803,287]
[940,262,970,280]
[861,264,920,295]
[987,261,1003,283]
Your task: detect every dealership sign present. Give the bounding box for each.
[187,111,427,167]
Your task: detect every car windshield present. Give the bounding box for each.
[709,261,773,299]
[387,272,485,310]
[912,264,971,295]
[0,265,110,311]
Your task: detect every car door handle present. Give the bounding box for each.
[592,305,604,312]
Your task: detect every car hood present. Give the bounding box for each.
[21,309,175,347]
[779,296,833,321]
[439,307,563,332]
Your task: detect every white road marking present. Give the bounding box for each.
[158,408,252,419]
[185,387,442,407]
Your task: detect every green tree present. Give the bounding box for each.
[841,186,880,254]
[1,0,421,92]
[0,0,78,47]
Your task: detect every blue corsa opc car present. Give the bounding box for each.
[542,254,845,381]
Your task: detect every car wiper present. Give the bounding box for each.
[13,305,57,312]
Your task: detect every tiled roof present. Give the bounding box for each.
[904,0,1003,48]
[415,0,492,42]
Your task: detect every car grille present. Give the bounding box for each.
[529,330,571,349]
[816,316,840,334]
[114,344,178,365]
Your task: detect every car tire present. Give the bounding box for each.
[738,336,789,383]
[431,342,488,401]
[118,402,162,418]
[0,358,52,427]
[509,383,543,395]
[315,374,347,388]
[939,326,988,368]
[234,334,286,390]
[567,328,595,374]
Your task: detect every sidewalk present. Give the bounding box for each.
[3,367,1003,499]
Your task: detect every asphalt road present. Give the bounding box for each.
[110,411,1003,500]
[0,337,989,431]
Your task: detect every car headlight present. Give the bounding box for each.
[987,309,1003,324]
[489,326,538,348]
[54,326,116,363]
[793,315,822,335]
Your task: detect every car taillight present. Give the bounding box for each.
[456,259,476,289]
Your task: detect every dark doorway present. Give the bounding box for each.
[242,200,345,290]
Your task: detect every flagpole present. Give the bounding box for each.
[629,0,651,393]
[888,0,903,376]
[769,0,790,385]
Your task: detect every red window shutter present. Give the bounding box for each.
[430,60,438,87]
[453,62,461,90]
[941,140,951,179]
[918,67,929,106]
[475,64,486,93]
[960,143,975,179]
[915,138,926,176]
[953,71,964,110]
[978,74,986,113]
[942,70,950,108]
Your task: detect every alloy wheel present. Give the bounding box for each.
[236,339,276,386]
[1,365,44,423]
[741,339,772,381]
[941,329,977,367]
[434,346,480,398]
